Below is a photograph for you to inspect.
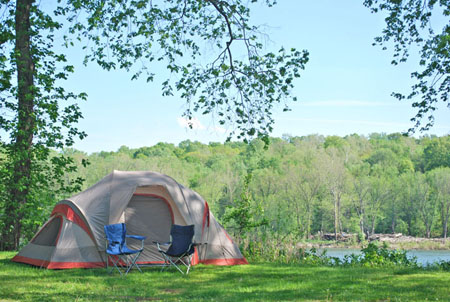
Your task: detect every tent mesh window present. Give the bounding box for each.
[31,216,62,246]
[125,195,172,245]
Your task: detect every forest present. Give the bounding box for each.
[11,133,448,249]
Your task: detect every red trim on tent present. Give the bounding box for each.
[12,253,247,268]
[133,193,175,224]
[191,246,199,265]
[199,257,248,266]
[201,201,210,236]
[11,255,104,269]
[223,229,235,244]
[51,204,95,241]
[48,261,104,269]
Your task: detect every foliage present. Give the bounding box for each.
[0,1,88,249]
[4,133,450,249]
[354,243,418,267]
[423,135,450,171]
[39,133,450,249]
[57,0,308,141]
[0,0,307,250]
[364,0,450,133]
[244,240,422,269]
[222,172,268,242]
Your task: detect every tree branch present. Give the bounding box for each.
[206,0,235,71]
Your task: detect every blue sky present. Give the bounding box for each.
[63,1,450,154]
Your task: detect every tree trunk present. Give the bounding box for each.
[306,206,311,239]
[2,0,35,250]
[359,214,364,236]
[333,193,338,241]
[444,209,449,239]
[294,200,301,236]
[443,202,450,239]
[337,194,342,234]
[370,217,375,236]
[391,213,396,234]
[444,218,448,240]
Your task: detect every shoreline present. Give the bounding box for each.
[297,234,450,251]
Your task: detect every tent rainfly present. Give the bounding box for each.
[12,170,248,269]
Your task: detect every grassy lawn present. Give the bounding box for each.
[0,252,449,302]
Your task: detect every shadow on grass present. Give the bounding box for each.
[145,263,448,301]
[1,257,449,302]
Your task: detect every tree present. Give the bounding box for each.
[0,0,308,250]
[349,163,371,237]
[1,1,87,250]
[324,148,348,240]
[416,173,437,238]
[222,173,268,243]
[428,167,450,239]
[400,171,437,238]
[283,159,324,239]
[366,172,392,236]
[364,0,449,133]
[423,136,450,171]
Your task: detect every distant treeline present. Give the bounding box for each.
[10,133,450,245]
[57,133,449,242]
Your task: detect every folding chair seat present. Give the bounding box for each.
[154,224,196,274]
[104,223,146,276]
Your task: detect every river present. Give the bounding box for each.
[317,248,450,265]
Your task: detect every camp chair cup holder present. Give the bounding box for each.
[153,224,198,275]
[104,223,146,276]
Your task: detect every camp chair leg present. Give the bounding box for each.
[106,255,125,275]
[160,255,183,274]
[160,254,193,275]
[185,255,192,275]
[161,256,170,272]
[106,254,144,276]
[178,255,193,274]
[124,251,143,275]
[169,257,185,274]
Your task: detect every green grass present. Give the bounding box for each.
[0,252,449,302]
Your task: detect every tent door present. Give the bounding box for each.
[124,194,173,246]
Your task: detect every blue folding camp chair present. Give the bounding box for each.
[154,224,196,274]
[104,223,146,276]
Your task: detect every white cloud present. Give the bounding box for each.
[212,126,227,134]
[177,117,206,130]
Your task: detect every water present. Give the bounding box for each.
[317,248,450,266]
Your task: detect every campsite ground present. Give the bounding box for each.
[0,252,449,301]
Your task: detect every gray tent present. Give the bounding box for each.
[13,170,247,269]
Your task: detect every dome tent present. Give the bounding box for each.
[12,170,247,268]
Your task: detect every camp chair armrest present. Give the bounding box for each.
[126,235,145,250]
[153,241,171,253]
[126,235,146,241]
[152,241,171,245]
